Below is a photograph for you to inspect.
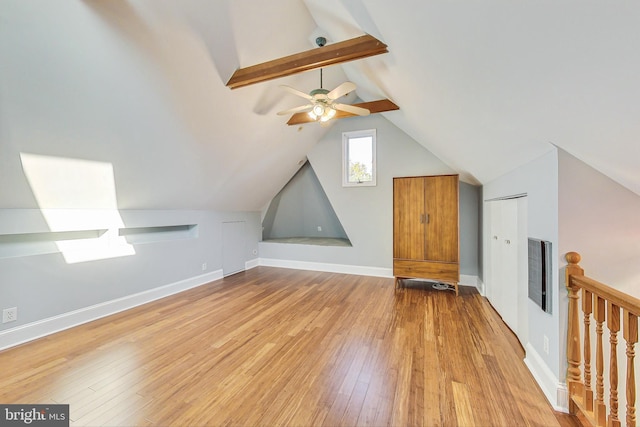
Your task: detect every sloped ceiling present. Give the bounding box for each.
[1,1,639,212]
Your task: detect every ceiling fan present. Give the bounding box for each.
[277,68,370,124]
[226,34,399,124]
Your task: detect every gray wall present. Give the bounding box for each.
[460,182,481,276]
[0,209,260,332]
[259,114,481,278]
[482,148,560,381]
[262,162,348,240]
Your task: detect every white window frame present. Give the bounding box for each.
[342,129,377,187]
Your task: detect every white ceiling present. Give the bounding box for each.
[2,1,639,211]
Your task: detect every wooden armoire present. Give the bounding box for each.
[393,174,460,294]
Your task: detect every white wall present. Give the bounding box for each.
[558,148,640,295]
[482,147,561,406]
[259,114,481,280]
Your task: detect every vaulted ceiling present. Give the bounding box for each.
[2,1,639,211]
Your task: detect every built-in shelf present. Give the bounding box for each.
[119,225,198,244]
[0,229,107,243]
[0,224,198,259]
[0,230,107,259]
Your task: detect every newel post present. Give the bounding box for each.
[566,252,584,411]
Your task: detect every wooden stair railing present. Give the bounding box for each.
[566,252,640,427]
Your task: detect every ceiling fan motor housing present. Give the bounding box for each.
[310,88,330,98]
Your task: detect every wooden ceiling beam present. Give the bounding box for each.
[286,99,399,126]
[226,34,388,90]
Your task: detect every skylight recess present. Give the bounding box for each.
[20,153,135,263]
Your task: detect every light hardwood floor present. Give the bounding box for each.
[0,267,577,426]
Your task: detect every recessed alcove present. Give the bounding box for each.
[262,161,351,247]
[261,237,351,247]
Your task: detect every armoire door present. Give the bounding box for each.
[424,175,459,263]
[393,177,425,260]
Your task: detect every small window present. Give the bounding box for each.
[342,129,376,187]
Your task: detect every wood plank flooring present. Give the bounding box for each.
[0,267,575,426]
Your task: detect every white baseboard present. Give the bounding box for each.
[0,269,223,351]
[245,258,260,270]
[475,278,486,296]
[259,258,394,278]
[556,383,569,413]
[460,274,481,290]
[524,342,568,412]
[259,259,481,287]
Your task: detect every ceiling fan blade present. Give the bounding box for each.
[328,82,356,100]
[334,103,370,116]
[280,85,313,100]
[277,104,313,116]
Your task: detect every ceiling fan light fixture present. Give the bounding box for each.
[308,103,336,122]
[312,103,325,117]
[321,107,336,122]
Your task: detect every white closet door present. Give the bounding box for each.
[222,221,246,277]
[488,201,502,306]
[489,199,519,333]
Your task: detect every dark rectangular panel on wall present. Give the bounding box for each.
[528,238,552,313]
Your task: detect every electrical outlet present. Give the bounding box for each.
[317,226,322,232]
[543,335,549,354]
[201,263,207,271]
[2,307,17,323]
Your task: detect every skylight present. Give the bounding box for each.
[20,153,135,264]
